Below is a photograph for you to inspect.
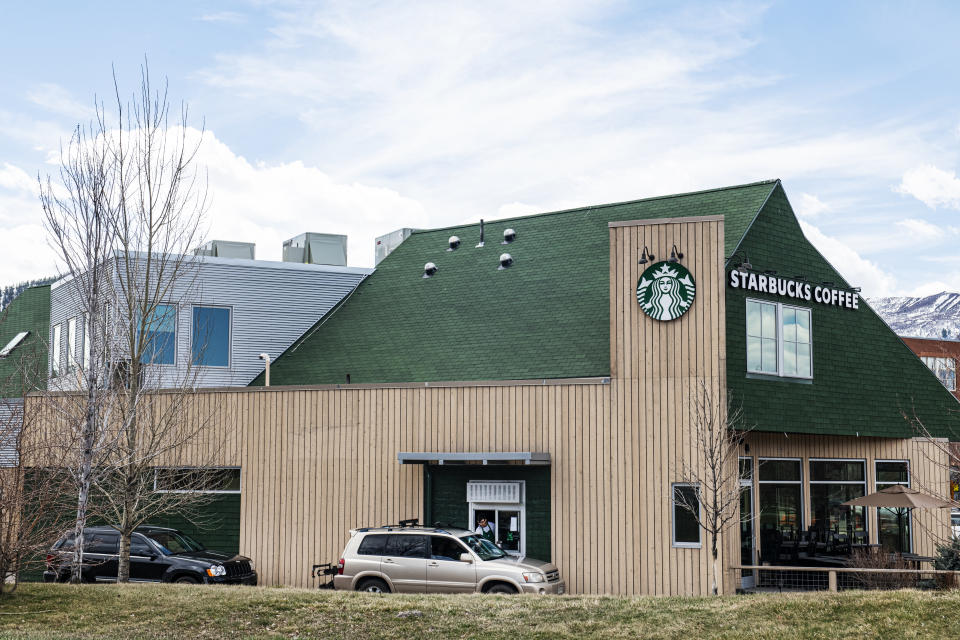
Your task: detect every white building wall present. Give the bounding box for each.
[48,255,371,388]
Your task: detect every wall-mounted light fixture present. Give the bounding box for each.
[727,252,753,274]
[668,244,684,263]
[638,246,655,265]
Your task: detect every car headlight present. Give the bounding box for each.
[522,572,546,583]
[248,559,255,572]
[206,565,226,577]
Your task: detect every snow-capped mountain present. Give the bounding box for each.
[869,292,960,339]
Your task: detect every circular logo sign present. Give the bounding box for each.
[637,261,696,321]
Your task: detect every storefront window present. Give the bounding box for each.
[876,460,910,552]
[809,459,866,536]
[757,458,803,533]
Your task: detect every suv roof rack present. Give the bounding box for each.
[398,518,419,527]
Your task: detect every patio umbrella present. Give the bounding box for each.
[842,485,954,509]
[843,486,954,553]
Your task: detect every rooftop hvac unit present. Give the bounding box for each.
[466,480,523,504]
[193,240,256,260]
[375,228,415,265]
[282,233,348,267]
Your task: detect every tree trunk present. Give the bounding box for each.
[117,527,131,583]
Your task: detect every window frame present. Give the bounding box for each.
[875,459,911,552]
[66,317,77,372]
[153,466,241,494]
[139,303,178,367]
[745,298,813,380]
[921,356,956,391]
[808,457,867,534]
[51,323,62,376]
[190,304,233,369]
[757,457,805,532]
[671,482,702,548]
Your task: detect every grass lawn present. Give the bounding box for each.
[1,584,959,639]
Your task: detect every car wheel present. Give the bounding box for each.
[486,584,517,595]
[174,575,200,584]
[356,578,390,593]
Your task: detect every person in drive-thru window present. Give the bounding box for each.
[476,517,495,543]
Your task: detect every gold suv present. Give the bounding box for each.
[333,523,565,595]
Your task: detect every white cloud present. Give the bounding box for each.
[895,164,960,209]
[198,11,246,23]
[26,84,96,120]
[798,220,898,297]
[794,193,829,218]
[195,129,428,265]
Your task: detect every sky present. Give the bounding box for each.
[2,1,960,298]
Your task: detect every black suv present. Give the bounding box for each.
[43,526,257,585]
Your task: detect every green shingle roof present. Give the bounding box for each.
[257,180,778,386]
[0,285,50,397]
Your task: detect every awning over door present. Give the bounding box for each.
[397,451,551,466]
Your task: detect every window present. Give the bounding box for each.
[140,304,176,365]
[430,536,468,561]
[0,331,29,358]
[921,357,956,391]
[191,306,231,367]
[758,458,803,533]
[51,323,62,376]
[82,313,90,371]
[809,459,866,536]
[130,535,155,557]
[672,483,701,547]
[384,535,428,558]
[87,532,120,555]
[154,467,240,493]
[746,299,811,378]
[66,317,77,371]
[876,460,911,552]
[357,535,388,556]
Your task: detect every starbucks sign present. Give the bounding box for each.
[637,261,696,321]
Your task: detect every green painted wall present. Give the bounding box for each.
[426,465,551,562]
[150,493,242,554]
[726,184,960,439]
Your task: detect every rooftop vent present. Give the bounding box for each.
[447,236,461,251]
[376,228,415,265]
[502,228,516,244]
[476,219,485,248]
[193,240,256,259]
[283,233,347,266]
[498,253,513,270]
[423,262,438,278]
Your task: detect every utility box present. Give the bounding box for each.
[193,240,256,260]
[283,233,348,267]
[375,228,415,265]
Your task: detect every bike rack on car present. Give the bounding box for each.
[311,563,337,590]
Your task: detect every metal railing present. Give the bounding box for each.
[734,565,960,592]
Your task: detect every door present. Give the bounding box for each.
[129,534,169,581]
[427,535,476,593]
[382,535,428,593]
[470,505,525,557]
[86,532,120,582]
[740,484,756,589]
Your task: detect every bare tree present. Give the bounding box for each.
[673,380,750,595]
[39,61,222,584]
[0,359,74,595]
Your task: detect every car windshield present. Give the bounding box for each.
[460,534,506,561]
[143,531,205,555]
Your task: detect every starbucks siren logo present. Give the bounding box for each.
[636,261,696,321]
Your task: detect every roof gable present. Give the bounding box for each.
[0,285,50,397]
[259,180,778,386]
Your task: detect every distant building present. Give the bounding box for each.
[902,336,960,403]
